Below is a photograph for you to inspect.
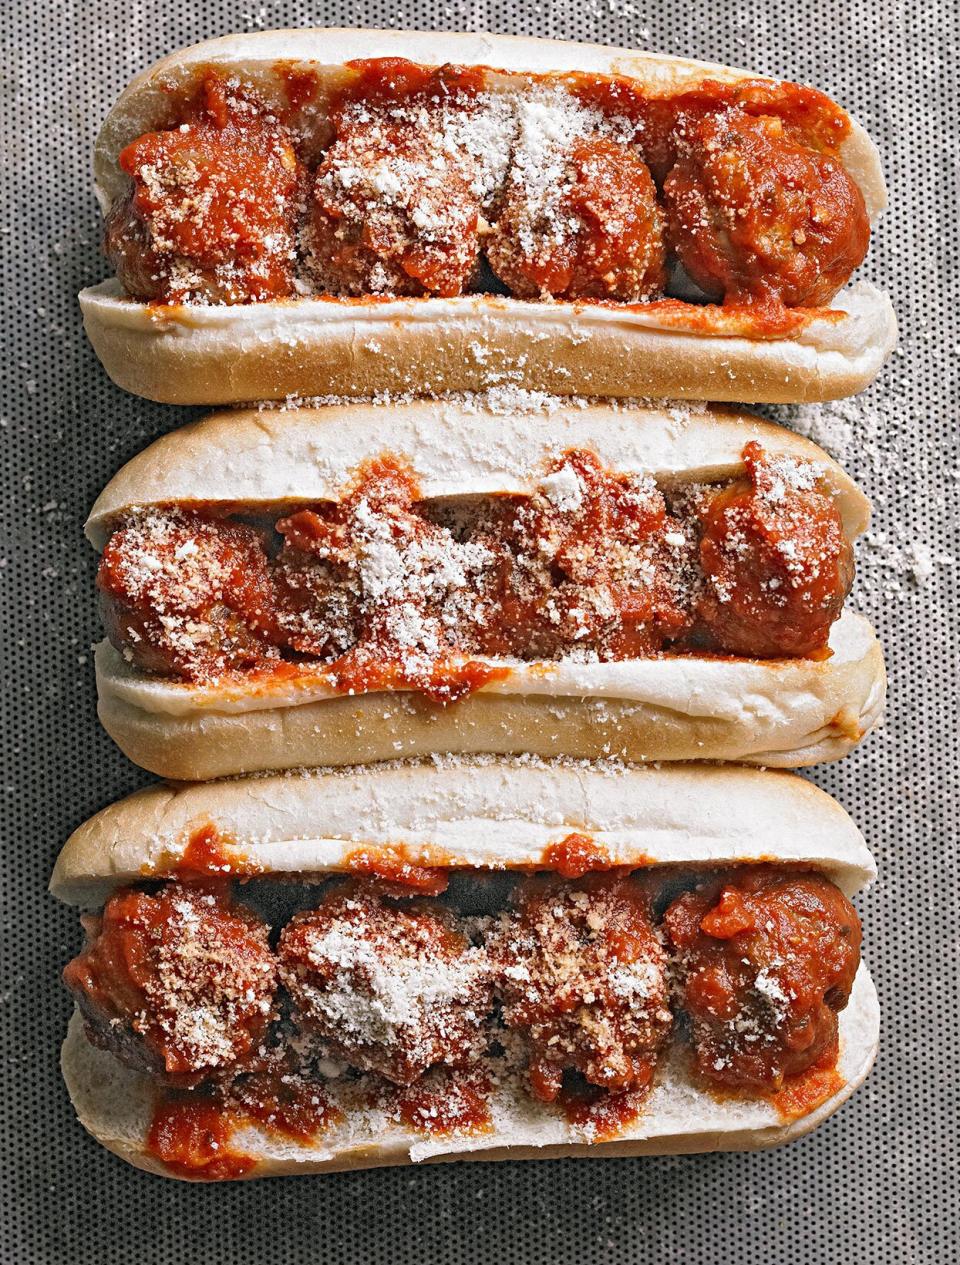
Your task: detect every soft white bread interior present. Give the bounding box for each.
[50,758,877,905]
[84,398,871,546]
[93,607,885,780]
[61,966,879,1178]
[82,30,895,406]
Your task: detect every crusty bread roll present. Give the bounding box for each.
[80,29,896,405]
[87,399,885,779]
[54,759,879,1177]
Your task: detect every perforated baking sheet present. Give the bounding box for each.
[2,2,957,1262]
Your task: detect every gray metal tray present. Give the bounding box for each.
[2,2,955,1262]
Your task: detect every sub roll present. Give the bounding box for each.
[81,29,895,405]
[53,759,879,1180]
[88,398,885,775]
[87,398,885,780]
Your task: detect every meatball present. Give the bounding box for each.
[273,458,496,697]
[492,873,672,1102]
[271,510,361,663]
[63,883,278,1086]
[305,118,482,296]
[695,441,853,657]
[105,73,302,304]
[97,509,283,681]
[469,450,695,660]
[278,882,495,1085]
[664,866,861,1091]
[487,138,666,301]
[662,108,869,307]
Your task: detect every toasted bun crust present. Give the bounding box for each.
[93,606,885,779]
[83,30,895,406]
[84,398,871,546]
[60,964,880,1177]
[50,758,876,905]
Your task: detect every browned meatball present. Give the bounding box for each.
[662,108,869,306]
[492,873,672,1102]
[695,441,853,658]
[468,449,695,661]
[305,119,482,296]
[97,509,283,681]
[278,882,495,1085]
[663,866,861,1091]
[63,883,278,1086]
[105,72,302,304]
[272,457,499,701]
[487,138,666,301]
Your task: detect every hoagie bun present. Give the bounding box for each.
[87,399,884,779]
[81,30,895,405]
[54,759,879,1178]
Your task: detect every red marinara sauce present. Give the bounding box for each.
[148,1094,254,1181]
[571,75,852,178]
[540,836,656,880]
[557,1073,654,1140]
[330,653,510,705]
[172,823,263,879]
[138,823,263,881]
[392,1070,492,1137]
[229,1069,341,1141]
[331,58,486,112]
[541,834,612,879]
[272,61,323,114]
[344,844,450,895]
[769,1057,845,1121]
[147,1071,341,1179]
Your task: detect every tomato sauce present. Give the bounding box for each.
[138,823,263,880]
[333,58,486,110]
[769,1055,845,1121]
[541,834,612,878]
[329,654,511,705]
[147,1093,255,1181]
[344,844,450,894]
[180,824,262,878]
[147,1069,342,1179]
[229,1070,342,1141]
[557,1070,654,1140]
[394,1071,492,1137]
[572,74,850,174]
[273,61,323,114]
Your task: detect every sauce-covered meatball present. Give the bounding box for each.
[469,449,695,660]
[98,509,283,680]
[305,121,482,296]
[63,883,278,1086]
[278,882,495,1085]
[272,457,498,700]
[487,139,666,301]
[492,874,672,1102]
[105,73,302,304]
[664,866,861,1090]
[662,109,869,307]
[695,441,853,657]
